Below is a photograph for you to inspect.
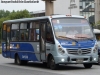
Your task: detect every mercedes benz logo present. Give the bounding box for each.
[77,49,82,55]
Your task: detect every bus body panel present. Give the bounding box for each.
[49,39,98,64]
[2,42,41,61]
[1,15,98,68]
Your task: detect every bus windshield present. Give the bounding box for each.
[52,18,94,40]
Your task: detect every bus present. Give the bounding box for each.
[93,29,100,64]
[2,15,98,70]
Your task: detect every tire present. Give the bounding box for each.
[15,55,22,65]
[15,55,28,65]
[49,56,58,70]
[83,63,92,68]
[98,55,100,65]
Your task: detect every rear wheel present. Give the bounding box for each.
[83,63,92,68]
[15,55,22,65]
[15,55,28,65]
[49,56,58,70]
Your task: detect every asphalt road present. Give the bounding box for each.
[0,54,100,75]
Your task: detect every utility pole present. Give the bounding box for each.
[42,0,56,16]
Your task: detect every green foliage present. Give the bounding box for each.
[96,21,100,25]
[0,9,31,41]
[8,9,31,19]
[0,10,10,18]
[93,21,100,29]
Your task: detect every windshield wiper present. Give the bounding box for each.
[76,36,93,41]
[83,37,93,41]
[58,36,78,43]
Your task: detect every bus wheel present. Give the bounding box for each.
[83,63,92,68]
[98,56,100,65]
[15,55,22,65]
[49,56,58,70]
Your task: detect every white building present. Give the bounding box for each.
[30,0,95,23]
[54,0,80,15]
[54,0,95,23]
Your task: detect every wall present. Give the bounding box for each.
[54,0,80,15]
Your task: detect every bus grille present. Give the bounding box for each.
[67,48,91,55]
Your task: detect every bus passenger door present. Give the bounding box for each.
[6,25,11,57]
[40,22,46,61]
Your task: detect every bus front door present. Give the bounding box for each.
[40,22,46,61]
[6,25,11,58]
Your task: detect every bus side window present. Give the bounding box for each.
[30,21,39,41]
[35,29,39,41]
[46,22,54,43]
[2,24,7,41]
[30,29,34,41]
[25,31,28,40]
[11,23,19,41]
[21,32,24,40]
[20,23,29,41]
[11,30,20,41]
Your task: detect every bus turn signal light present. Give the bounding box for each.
[66,15,71,17]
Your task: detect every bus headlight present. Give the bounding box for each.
[93,46,98,53]
[58,47,65,54]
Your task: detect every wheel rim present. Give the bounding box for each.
[50,57,56,69]
[50,59,55,68]
[16,56,20,64]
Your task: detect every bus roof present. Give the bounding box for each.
[3,15,85,23]
[93,29,100,34]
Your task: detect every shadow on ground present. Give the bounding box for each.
[7,61,96,70]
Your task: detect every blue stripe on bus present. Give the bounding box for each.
[2,42,38,61]
[58,40,95,48]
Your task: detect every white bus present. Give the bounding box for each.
[2,14,98,70]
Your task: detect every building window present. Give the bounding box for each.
[83,2,86,9]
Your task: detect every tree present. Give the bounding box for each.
[8,9,31,19]
[0,9,31,41]
[0,10,10,18]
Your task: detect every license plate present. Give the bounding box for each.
[76,59,83,63]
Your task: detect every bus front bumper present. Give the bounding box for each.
[54,55,98,64]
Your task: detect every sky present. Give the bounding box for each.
[0,0,45,12]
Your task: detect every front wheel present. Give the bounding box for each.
[98,55,100,65]
[49,56,58,70]
[83,63,92,68]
